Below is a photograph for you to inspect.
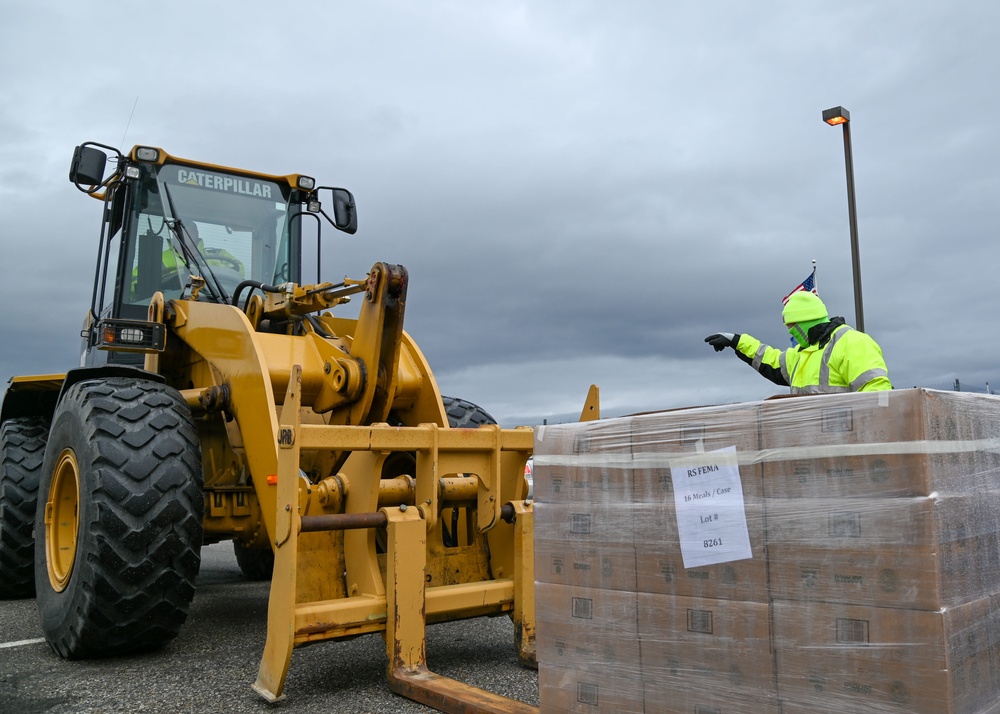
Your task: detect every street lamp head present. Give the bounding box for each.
[823,106,850,126]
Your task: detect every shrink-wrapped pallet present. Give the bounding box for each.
[533,389,1000,713]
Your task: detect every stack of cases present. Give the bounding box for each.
[534,402,779,713]
[762,389,1000,714]
[533,389,1000,713]
[533,416,644,712]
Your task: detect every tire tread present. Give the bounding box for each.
[0,417,49,599]
[35,378,203,658]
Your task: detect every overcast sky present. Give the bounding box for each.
[2,1,998,427]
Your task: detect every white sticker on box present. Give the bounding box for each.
[670,445,752,568]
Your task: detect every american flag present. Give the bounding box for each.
[781,268,818,305]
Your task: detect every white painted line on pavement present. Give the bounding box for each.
[0,637,46,649]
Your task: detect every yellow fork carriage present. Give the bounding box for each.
[256,365,537,711]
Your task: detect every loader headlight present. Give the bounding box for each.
[135,147,160,162]
[297,176,315,190]
[97,319,166,353]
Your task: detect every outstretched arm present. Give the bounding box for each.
[705,332,790,386]
[733,334,790,386]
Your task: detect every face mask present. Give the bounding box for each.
[787,323,809,348]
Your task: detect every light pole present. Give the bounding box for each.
[822,105,865,333]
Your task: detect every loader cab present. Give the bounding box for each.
[118,162,299,312]
[75,145,307,366]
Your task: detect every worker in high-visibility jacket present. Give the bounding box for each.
[704,291,891,393]
[131,221,244,302]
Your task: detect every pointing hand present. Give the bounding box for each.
[705,333,737,352]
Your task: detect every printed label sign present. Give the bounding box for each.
[670,445,752,568]
[160,164,279,200]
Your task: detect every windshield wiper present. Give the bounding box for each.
[161,183,231,304]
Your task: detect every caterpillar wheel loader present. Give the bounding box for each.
[0,142,587,712]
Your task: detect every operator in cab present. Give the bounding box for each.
[704,290,891,394]
[162,221,245,283]
[131,220,244,303]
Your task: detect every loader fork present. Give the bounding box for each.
[253,366,537,712]
[384,504,536,713]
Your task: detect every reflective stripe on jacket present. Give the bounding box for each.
[735,325,891,393]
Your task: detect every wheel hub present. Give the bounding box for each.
[45,448,80,592]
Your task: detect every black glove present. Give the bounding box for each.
[705,333,737,352]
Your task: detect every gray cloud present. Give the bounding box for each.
[2,0,999,427]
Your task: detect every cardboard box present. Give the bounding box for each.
[759,390,1000,498]
[635,543,768,603]
[532,501,638,547]
[539,662,644,713]
[537,620,642,671]
[765,492,1000,608]
[535,417,633,459]
[637,593,776,693]
[640,681,781,714]
[764,493,991,548]
[535,582,639,639]
[536,583,643,712]
[631,488,766,601]
[631,402,763,505]
[634,501,767,602]
[634,495,766,538]
[534,417,634,505]
[535,537,638,592]
[760,450,1000,502]
[767,532,1000,609]
[533,464,635,505]
[779,702,1000,714]
[772,596,1000,713]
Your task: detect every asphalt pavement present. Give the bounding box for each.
[0,542,539,714]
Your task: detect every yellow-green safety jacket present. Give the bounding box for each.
[130,244,244,302]
[735,320,891,394]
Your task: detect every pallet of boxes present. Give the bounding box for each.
[532,388,1000,713]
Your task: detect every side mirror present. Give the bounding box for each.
[69,145,107,187]
[330,188,358,235]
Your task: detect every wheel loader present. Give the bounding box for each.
[0,142,597,711]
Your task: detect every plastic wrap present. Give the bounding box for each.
[532,388,1000,713]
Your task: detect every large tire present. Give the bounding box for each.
[0,417,49,599]
[233,539,274,581]
[442,396,497,428]
[34,378,203,658]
